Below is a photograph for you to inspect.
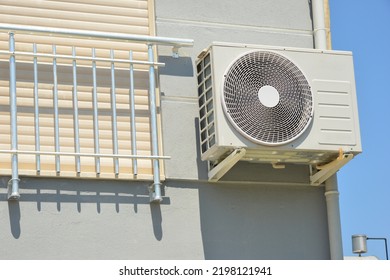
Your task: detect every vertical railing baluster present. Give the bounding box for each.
[33,43,41,173]
[52,45,60,174]
[72,47,81,174]
[129,51,138,176]
[110,49,119,175]
[7,32,20,200]
[91,48,100,175]
[147,44,162,202]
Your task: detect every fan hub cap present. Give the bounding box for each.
[258,85,280,108]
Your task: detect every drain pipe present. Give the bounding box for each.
[325,175,344,259]
[312,0,327,50]
[312,0,344,259]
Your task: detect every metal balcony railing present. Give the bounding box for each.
[0,24,193,202]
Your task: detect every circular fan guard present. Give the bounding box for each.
[222,50,313,145]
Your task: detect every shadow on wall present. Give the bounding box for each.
[198,181,331,260]
[7,200,21,239]
[0,176,169,241]
[158,56,194,77]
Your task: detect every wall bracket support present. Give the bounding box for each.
[208,148,246,182]
[310,150,354,186]
[172,46,179,58]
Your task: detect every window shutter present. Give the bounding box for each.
[0,0,162,180]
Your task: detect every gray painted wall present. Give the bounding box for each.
[1,176,329,259]
[1,0,333,259]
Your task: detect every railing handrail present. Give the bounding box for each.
[0,23,194,48]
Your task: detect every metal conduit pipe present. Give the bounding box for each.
[312,0,344,259]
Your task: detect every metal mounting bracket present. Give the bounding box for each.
[172,47,179,58]
[310,149,354,186]
[208,148,246,182]
[7,178,20,200]
[149,182,163,203]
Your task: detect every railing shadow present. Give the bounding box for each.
[0,176,170,240]
[0,176,170,211]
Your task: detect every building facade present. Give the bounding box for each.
[0,0,352,259]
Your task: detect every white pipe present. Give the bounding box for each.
[312,0,327,50]
[312,0,343,259]
[325,175,344,260]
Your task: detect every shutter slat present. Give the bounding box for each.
[0,5,149,26]
[0,0,148,17]
[1,15,149,35]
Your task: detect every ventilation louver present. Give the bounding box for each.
[222,51,313,145]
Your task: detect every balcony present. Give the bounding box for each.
[0,24,193,202]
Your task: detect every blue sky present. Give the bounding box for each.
[330,0,390,259]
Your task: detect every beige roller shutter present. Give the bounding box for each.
[0,0,162,180]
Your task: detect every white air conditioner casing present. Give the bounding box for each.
[196,42,361,166]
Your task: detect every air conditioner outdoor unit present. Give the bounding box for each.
[196,42,361,183]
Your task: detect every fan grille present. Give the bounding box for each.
[223,51,313,145]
